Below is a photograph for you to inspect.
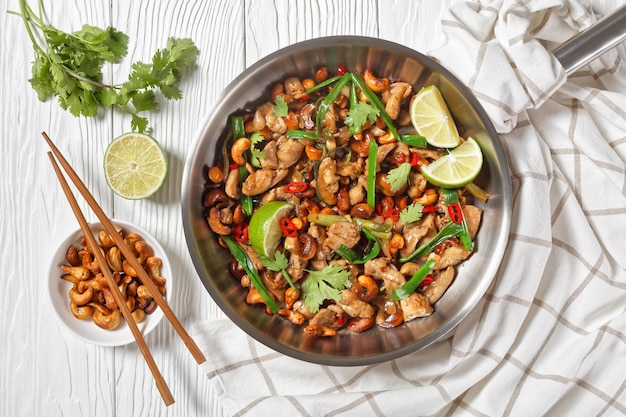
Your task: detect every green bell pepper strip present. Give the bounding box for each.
[315,73,351,137]
[391,258,436,300]
[286,130,318,140]
[304,74,343,95]
[335,229,380,265]
[367,138,378,208]
[350,73,400,141]
[398,221,463,263]
[399,134,427,148]
[442,188,473,251]
[222,235,279,313]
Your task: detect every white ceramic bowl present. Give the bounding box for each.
[47,219,171,346]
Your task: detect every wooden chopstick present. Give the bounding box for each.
[42,132,207,367]
[47,151,175,406]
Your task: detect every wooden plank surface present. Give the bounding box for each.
[1,0,623,416]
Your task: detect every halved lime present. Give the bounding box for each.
[410,85,460,148]
[103,132,168,200]
[421,137,483,188]
[248,201,293,257]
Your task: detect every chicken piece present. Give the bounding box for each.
[309,307,342,330]
[422,266,455,304]
[336,289,375,319]
[463,205,483,239]
[400,292,433,321]
[317,157,339,205]
[348,175,368,205]
[287,253,305,282]
[277,139,305,169]
[399,213,436,258]
[336,158,364,179]
[364,258,406,292]
[240,243,263,270]
[261,185,299,205]
[407,171,428,200]
[376,143,396,165]
[260,140,279,169]
[242,168,289,196]
[432,245,471,270]
[382,82,412,120]
[323,221,361,252]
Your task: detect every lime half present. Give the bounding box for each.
[103,132,168,199]
[421,137,483,188]
[410,85,460,148]
[248,201,293,257]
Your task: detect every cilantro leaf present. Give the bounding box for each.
[400,202,424,226]
[344,101,379,133]
[260,251,289,272]
[385,163,412,192]
[273,95,288,117]
[16,1,198,133]
[301,264,351,313]
[249,132,266,168]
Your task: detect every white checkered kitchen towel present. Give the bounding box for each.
[191,0,626,415]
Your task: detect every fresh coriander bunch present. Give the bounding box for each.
[16,0,199,133]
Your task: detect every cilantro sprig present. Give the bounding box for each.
[399,202,424,226]
[15,0,198,133]
[344,101,379,133]
[260,251,297,291]
[249,132,266,168]
[385,162,412,192]
[301,264,351,313]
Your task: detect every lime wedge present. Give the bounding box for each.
[410,85,460,148]
[103,132,168,199]
[248,201,293,257]
[421,137,483,188]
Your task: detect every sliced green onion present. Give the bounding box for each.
[464,182,490,203]
[316,73,351,136]
[231,115,245,139]
[335,229,380,265]
[398,221,462,263]
[304,75,343,95]
[391,259,436,300]
[286,130,318,140]
[400,134,427,148]
[238,166,253,216]
[307,212,349,227]
[352,218,392,241]
[367,138,378,208]
[222,236,278,313]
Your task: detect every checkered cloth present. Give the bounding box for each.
[191,0,626,415]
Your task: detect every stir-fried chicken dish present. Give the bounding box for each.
[202,66,485,337]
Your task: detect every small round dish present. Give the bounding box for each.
[47,219,172,347]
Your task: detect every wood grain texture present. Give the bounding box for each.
[1,0,623,416]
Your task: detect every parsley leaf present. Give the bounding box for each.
[249,132,266,168]
[385,163,412,192]
[400,202,424,226]
[16,0,198,133]
[301,264,351,313]
[344,101,379,133]
[273,95,288,117]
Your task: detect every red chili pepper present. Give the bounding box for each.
[422,205,437,213]
[410,152,420,167]
[337,65,348,75]
[419,275,433,287]
[448,202,464,225]
[229,162,239,171]
[337,315,345,326]
[279,216,297,237]
[386,208,400,222]
[390,152,406,165]
[233,223,249,242]
[285,181,308,194]
[299,94,310,101]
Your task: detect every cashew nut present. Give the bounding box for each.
[363,69,390,93]
[231,137,251,166]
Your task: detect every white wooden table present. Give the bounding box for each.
[1,0,622,415]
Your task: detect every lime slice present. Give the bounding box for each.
[421,137,483,188]
[248,201,293,257]
[410,85,460,148]
[103,132,168,199]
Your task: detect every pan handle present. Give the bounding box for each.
[554,4,626,76]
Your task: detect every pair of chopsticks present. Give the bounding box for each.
[43,132,206,406]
